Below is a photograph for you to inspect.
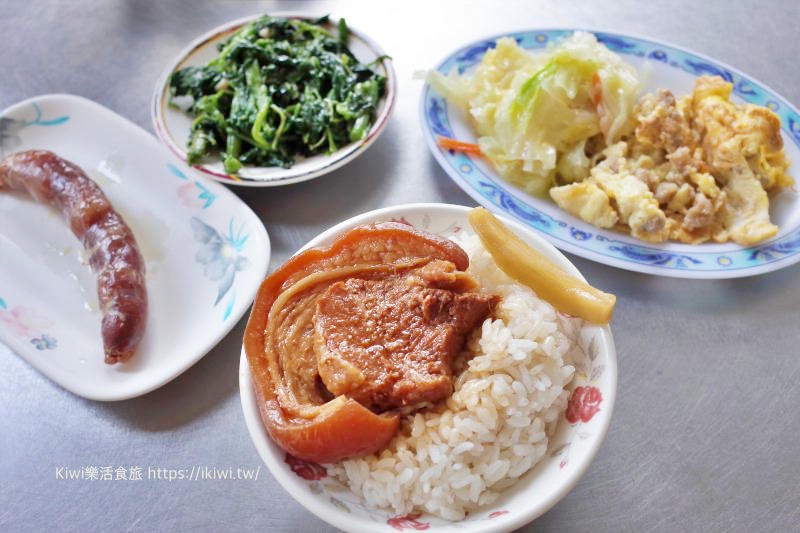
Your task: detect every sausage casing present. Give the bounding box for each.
[0,150,148,363]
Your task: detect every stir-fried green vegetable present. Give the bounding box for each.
[169,15,387,173]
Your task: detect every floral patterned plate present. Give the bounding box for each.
[0,94,270,400]
[239,203,616,532]
[420,30,800,279]
[152,12,396,187]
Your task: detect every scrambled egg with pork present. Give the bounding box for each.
[549,75,793,245]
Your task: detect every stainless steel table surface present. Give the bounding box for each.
[2,1,799,531]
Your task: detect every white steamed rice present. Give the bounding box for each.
[326,232,580,520]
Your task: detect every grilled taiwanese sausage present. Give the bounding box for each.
[0,150,148,363]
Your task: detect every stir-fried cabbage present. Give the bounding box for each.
[429,32,640,196]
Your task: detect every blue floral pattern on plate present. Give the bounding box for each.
[168,162,217,208]
[421,29,800,278]
[0,297,58,351]
[0,102,70,156]
[191,218,250,320]
[30,334,58,351]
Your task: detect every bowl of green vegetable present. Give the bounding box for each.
[153,13,396,186]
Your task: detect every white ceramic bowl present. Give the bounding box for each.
[239,203,616,532]
[152,12,396,187]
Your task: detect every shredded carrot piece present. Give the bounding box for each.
[436,136,482,156]
[591,72,602,107]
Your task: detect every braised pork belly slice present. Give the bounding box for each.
[313,261,498,412]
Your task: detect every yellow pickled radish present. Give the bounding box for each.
[467,207,616,324]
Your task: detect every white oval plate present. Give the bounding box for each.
[0,94,270,400]
[239,203,616,533]
[420,29,800,279]
[153,13,397,187]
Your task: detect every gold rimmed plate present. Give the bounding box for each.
[152,13,396,187]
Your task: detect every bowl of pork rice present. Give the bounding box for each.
[239,203,617,532]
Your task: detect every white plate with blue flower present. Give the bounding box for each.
[420,29,800,279]
[0,94,270,400]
